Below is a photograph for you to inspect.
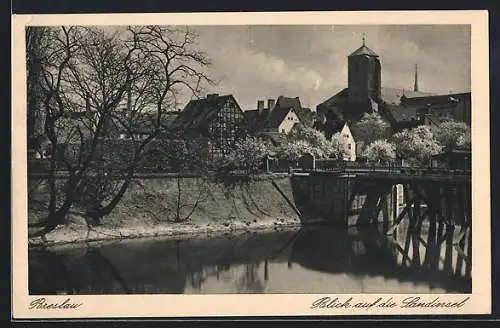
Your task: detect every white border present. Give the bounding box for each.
[12,11,490,318]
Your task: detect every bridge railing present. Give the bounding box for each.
[27,155,472,178]
[292,157,471,177]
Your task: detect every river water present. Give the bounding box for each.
[29,223,471,295]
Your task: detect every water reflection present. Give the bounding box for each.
[29,224,471,295]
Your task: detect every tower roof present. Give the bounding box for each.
[349,34,378,57]
[348,44,379,57]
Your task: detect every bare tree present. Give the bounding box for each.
[142,135,210,223]
[29,26,213,236]
[26,27,49,157]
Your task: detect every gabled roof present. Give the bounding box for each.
[403,92,471,106]
[171,94,240,132]
[348,44,379,57]
[382,103,424,123]
[254,107,295,130]
[317,87,436,109]
[431,148,471,159]
[242,110,260,126]
[275,96,302,112]
[313,120,349,139]
[246,95,303,131]
[380,87,436,105]
[317,88,349,109]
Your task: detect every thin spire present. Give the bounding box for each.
[414,64,419,92]
[362,32,366,46]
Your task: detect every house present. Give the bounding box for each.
[244,96,302,135]
[430,148,471,170]
[313,115,356,161]
[171,93,247,157]
[379,103,428,132]
[401,92,471,126]
[117,111,179,141]
[379,92,471,132]
[316,36,471,134]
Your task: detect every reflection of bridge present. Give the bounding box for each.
[290,226,471,293]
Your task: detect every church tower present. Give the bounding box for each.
[413,64,419,92]
[347,34,382,106]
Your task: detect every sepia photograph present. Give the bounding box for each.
[12,11,490,318]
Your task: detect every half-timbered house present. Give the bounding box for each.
[171,94,247,157]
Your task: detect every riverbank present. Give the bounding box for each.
[28,215,302,248]
[28,175,304,247]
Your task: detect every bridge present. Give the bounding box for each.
[287,162,471,249]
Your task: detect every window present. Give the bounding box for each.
[347,143,351,150]
[281,129,286,133]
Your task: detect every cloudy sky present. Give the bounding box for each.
[190,25,470,110]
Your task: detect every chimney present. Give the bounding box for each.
[257,100,265,114]
[267,99,276,110]
[207,93,219,100]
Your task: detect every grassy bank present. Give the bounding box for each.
[28,175,302,247]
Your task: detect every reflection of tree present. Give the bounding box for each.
[235,262,265,293]
[84,247,131,294]
[186,270,206,291]
[29,248,79,295]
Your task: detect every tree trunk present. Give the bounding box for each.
[176,176,182,222]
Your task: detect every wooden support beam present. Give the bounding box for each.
[401,224,413,268]
[405,206,428,237]
[381,191,391,233]
[411,233,421,267]
[423,206,438,270]
[385,202,411,235]
[454,185,471,245]
[454,244,472,269]
[411,184,451,228]
[356,186,382,227]
[410,185,421,232]
[403,183,413,220]
[466,226,472,278]
[372,186,391,227]
[345,179,359,214]
[444,186,454,226]
[443,225,455,275]
[387,236,412,267]
[454,229,467,277]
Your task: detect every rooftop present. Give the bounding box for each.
[348,44,379,57]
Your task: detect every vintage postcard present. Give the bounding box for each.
[12,11,490,318]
